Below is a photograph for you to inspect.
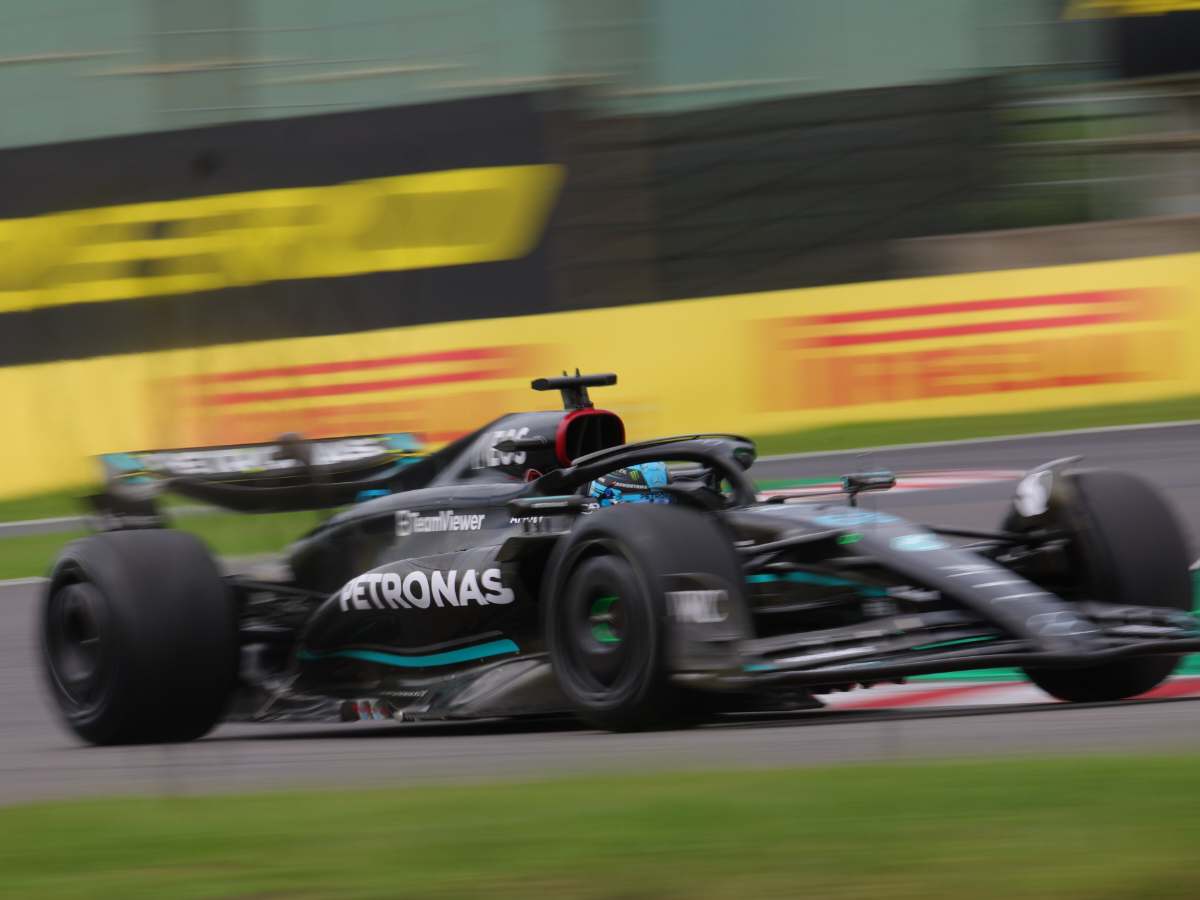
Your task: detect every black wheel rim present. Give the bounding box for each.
[45,582,110,712]
[572,586,628,686]
[557,547,651,703]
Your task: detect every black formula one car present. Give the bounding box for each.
[41,373,1200,744]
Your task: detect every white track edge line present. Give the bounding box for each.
[0,515,86,528]
[759,418,1200,462]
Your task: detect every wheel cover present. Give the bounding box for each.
[556,544,653,704]
[570,585,632,688]
[45,581,111,713]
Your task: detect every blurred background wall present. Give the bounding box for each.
[5,0,1200,498]
[5,1,1196,268]
[0,0,1107,145]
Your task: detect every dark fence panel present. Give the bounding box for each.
[642,77,998,300]
[545,79,1001,314]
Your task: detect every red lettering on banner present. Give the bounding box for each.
[761,288,1179,410]
[152,343,548,447]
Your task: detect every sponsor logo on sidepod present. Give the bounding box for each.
[338,568,513,612]
[396,509,485,537]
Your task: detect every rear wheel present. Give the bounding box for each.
[41,530,238,745]
[1022,470,1191,702]
[544,504,743,731]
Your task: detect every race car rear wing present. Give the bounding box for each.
[92,432,425,516]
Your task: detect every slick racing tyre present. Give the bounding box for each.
[41,530,237,745]
[1022,470,1192,703]
[544,504,742,731]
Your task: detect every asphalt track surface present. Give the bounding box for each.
[3,424,1200,805]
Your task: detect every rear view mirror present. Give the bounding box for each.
[842,471,896,506]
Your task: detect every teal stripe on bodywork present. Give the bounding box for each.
[383,432,423,453]
[911,635,997,652]
[747,572,889,597]
[298,639,518,668]
[101,452,145,473]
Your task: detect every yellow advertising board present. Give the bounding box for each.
[0,164,564,313]
[2,252,1198,499]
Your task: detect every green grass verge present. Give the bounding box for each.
[0,510,320,580]
[2,756,1199,899]
[0,488,198,523]
[0,487,84,522]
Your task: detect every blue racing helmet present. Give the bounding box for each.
[589,462,672,506]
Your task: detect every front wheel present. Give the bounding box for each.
[544,504,743,731]
[1022,470,1192,702]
